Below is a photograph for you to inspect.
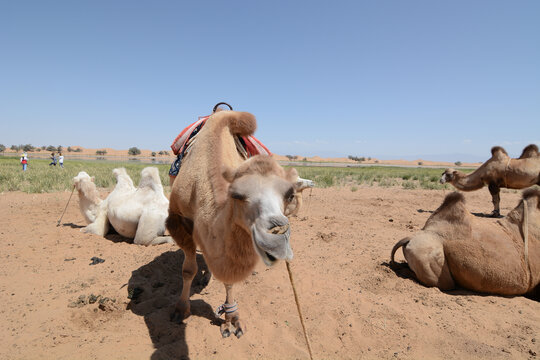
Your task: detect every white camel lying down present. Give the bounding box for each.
[391,190,539,296]
[73,167,173,246]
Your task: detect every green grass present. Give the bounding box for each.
[0,157,473,193]
[0,157,172,193]
[293,165,473,191]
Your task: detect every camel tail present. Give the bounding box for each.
[391,237,411,264]
[223,111,257,136]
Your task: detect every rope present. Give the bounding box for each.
[57,185,75,226]
[286,261,314,360]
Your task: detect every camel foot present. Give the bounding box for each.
[490,210,502,218]
[170,301,191,324]
[220,315,245,338]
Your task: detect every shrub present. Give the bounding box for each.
[67,146,73,152]
[23,144,34,152]
[57,145,63,152]
[46,145,56,152]
[128,147,141,156]
[11,145,19,151]
[151,152,156,157]
[417,161,423,166]
[0,144,5,152]
[454,161,462,166]
[96,150,107,155]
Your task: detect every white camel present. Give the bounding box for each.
[73,167,173,245]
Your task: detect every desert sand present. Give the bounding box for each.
[1,186,538,359]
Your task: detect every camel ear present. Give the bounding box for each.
[285,167,298,183]
[222,166,236,183]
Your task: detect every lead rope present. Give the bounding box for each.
[57,185,75,226]
[286,261,314,360]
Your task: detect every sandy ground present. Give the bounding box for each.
[0,186,538,360]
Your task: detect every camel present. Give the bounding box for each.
[440,144,540,217]
[166,110,301,338]
[73,167,173,246]
[391,190,540,296]
[73,171,102,224]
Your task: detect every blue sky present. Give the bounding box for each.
[1,0,539,161]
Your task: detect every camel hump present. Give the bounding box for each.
[491,146,508,158]
[440,192,466,208]
[519,144,539,159]
[214,110,257,136]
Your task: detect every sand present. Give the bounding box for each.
[1,187,538,359]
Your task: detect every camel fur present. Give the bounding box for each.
[440,144,540,216]
[73,168,173,246]
[391,190,540,296]
[166,110,301,338]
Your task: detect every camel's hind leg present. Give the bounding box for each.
[219,284,244,338]
[403,234,455,290]
[166,213,197,322]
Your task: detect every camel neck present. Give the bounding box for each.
[452,170,484,191]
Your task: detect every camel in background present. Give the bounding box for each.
[440,144,540,217]
[391,190,539,296]
[73,167,172,246]
[167,110,300,338]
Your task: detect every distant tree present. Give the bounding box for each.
[57,145,63,152]
[75,147,83,152]
[454,161,462,166]
[67,146,74,152]
[418,161,423,166]
[302,157,307,161]
[96,149,107,155]
[41,145,46,150]
[0,144,5,153]
[348,155,365,162]
[36,148,41,152]
[128,147,141,156]
[11,145,19,151]
[285,155,294,161]
[46,145,56,152]
[23,144,34,152]
[163,150,169,156]
[151,152,156,157]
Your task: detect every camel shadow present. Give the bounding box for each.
[127,250,215,360]
[62,222,85,229]
[416,209,434,214]
[471,212,503,219]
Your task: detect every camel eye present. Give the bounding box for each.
[231,192,246,201]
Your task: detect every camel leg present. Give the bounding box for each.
[133,211,168,246]
[403,234,455,290]
[220,284,245,338]
[81,210,110,236]
[488,183,501,217]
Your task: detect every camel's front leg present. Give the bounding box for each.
[218,284,244,338]
[171,245,197,323]
[488,183,501,217]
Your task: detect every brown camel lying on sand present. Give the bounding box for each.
[166,109,301,338]
[391,190,540,296]
[440,144,540,217]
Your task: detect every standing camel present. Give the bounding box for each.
[166,110,300,338]
[440,144,540,217]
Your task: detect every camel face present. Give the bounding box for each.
[440,168,455,184]
[229,174,294,266]
[73,171,93,189]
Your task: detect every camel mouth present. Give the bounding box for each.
[251,224,293,267]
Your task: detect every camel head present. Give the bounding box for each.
[223,155,298,266]
[440,168,456,184]
[73,171,94,189]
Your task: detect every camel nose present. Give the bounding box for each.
[266,216,290,235]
